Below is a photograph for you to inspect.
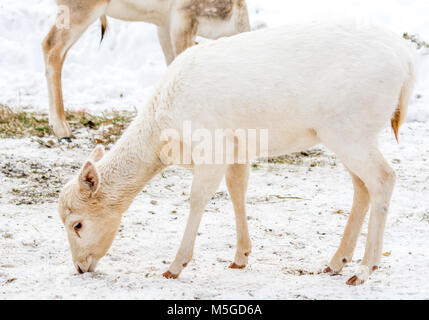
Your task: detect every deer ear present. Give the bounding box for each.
[78,161,100,195]
[88,145,105,163]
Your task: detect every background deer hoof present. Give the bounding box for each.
[51,121,72,139]
[59,137,72,143]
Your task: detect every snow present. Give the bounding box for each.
[1,0,429,300]
[2,124,429,299]
[1,0,429,117]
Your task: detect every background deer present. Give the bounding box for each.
[58,22,416,286]
[42,0,250,138]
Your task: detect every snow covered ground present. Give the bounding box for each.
[1,124,429,300]
[1,0,429,300]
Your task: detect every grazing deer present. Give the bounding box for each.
[58,22,416,285]
[42,0,250,139]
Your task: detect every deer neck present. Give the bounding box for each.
[97,113,166,211]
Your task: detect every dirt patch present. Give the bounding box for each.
[267,149,335,166]
[0,154,79,205]
[281,267,324,276]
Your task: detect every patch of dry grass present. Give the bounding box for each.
[0,105,51,138]
[0,104,135,145]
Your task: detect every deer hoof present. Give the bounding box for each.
[324,266,333,273]
[324,266,341,276]
[229,262,246,269]
[162,271,179,279]
[346,275,365,286]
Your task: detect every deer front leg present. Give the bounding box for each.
[325,171,370,274]
[42,2,108,138]
[226,164,252,269]
[163,165,227,279]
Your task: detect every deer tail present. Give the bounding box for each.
[391,60,416,143]
[100,15,108,44]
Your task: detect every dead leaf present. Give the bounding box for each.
[5,278,17,284]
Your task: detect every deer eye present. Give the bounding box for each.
[73,222,82,238]
[73,223,83,237]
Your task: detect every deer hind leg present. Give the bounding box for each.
[325,170,370,274]
[321,132,396,285]
[226,164,252,269]
[163,165,227,279]
[345,151,396,286]
[42,2,108,138]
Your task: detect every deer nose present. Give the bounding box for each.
[75,262,87,274]
[75,256,95,274]
[75,260,90,274]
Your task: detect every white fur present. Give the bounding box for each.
[59,21,416,285]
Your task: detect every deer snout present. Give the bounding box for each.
[74,256,97,274]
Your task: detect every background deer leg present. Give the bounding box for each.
[169,13,198,57]
[42,2,108,138]
[163,165,227,279]
[157,26,175,65]
[235,1,251,33]
[43,25,73,139]
[226,164,252,269]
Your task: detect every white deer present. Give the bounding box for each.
[42,0,250,138]
[58,21,416,285]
